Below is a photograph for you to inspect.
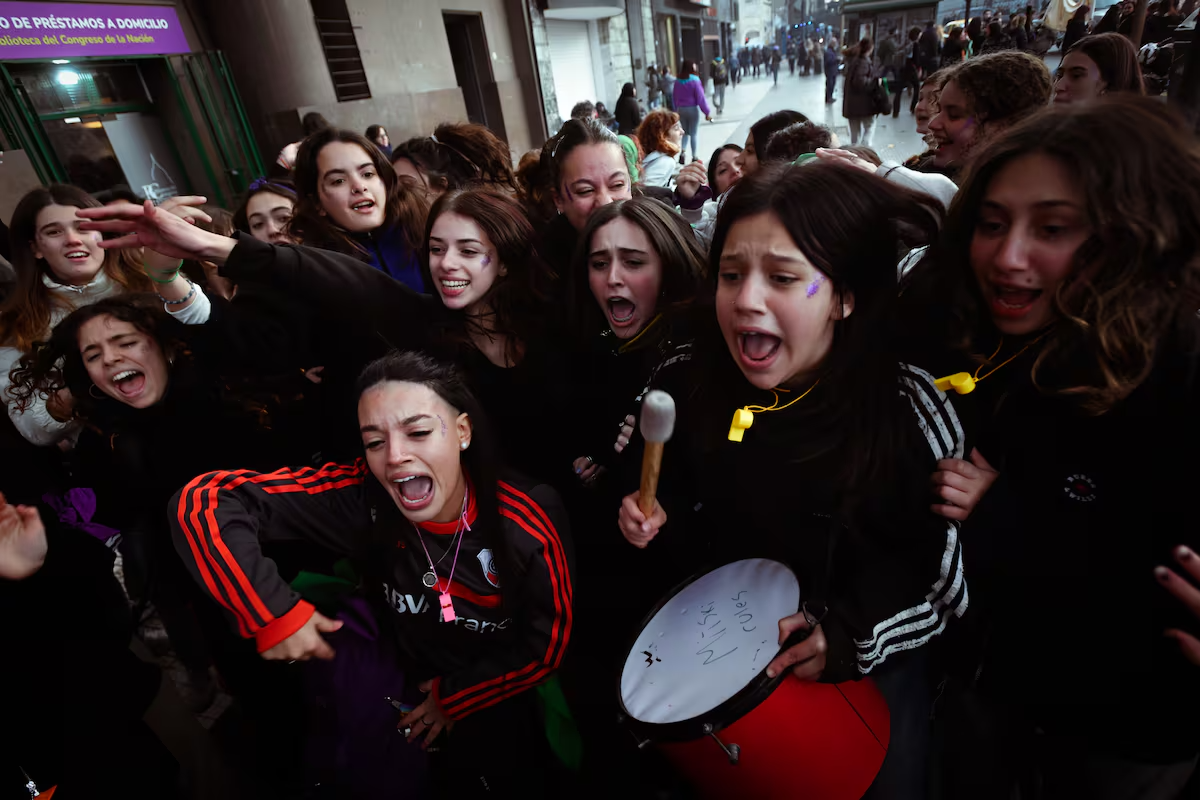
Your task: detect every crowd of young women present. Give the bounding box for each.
[2,49,1199,800]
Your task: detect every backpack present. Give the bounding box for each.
[712,61,727,82]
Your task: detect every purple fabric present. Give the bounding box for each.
[42,488,120,542]
[302,617,432,798]
[673,76,712,116]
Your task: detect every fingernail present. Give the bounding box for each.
[766,668,777,679]
[1155,566,1171,582]
[642,523,651,533]
[1177,546,1193,561]
[575,466,582,474]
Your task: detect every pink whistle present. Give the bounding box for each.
[440,592,456,622]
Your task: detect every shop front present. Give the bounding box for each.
[840,0,938,46]
[0,1,263,222]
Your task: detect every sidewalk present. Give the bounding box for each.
[695,66,928,165]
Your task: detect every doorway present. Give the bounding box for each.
[443,12,507,142]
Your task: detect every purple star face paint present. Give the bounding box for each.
[806,274,825,299]
[481,255,490,268]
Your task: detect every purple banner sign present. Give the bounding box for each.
[0,2,191,59]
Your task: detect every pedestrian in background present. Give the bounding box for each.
[710,56,729,113]
[645,66,662,110]
[672,61,713,162]
[615,82,642,136]
[825,39,840,103]
[843,37,879,146]
[661,66,677,111]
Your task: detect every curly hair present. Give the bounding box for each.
[946,51,1053,131]
[515,149,556,223]
[636,110,681,157]
[391,122,517,194]
[9,295,183,419]
[900,96,1200,414]
[762,121,834,163]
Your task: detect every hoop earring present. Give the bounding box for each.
[88,384,105,400]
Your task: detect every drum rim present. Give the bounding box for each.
[616,557,799,742]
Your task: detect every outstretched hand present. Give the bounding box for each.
[77,199,237,265]
[0,492,48,580]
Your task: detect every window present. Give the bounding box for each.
[310,0,371,102]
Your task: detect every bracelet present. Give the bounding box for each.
[159,279,197,306]
[143,260,183,284]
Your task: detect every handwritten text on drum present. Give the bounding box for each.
[694,591,757,666]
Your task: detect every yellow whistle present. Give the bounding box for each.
[728,408,755,442]
[934,372,977,395]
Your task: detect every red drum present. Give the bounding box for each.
[617,559,890,800]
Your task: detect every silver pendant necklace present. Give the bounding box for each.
[419,487,469,588]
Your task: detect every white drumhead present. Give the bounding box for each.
[620,558,800,725]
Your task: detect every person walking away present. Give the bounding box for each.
[730,52,741,86]
[1061,7,1090,54]
[824,39,840,103]
[614,82,642,135]
[843,38,879,146]
[788,40,797,74]
[672,61,713,161]
[710,56,729,113]
[752,46,762,77]
[660,66,677,111]
[771,45,783,85]
[645,66,662,110]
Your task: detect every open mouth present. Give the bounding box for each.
[392,474,434,511]
[351,199,377,214]
[440,278,470,297]
[607,297,636,326]
[738,331,782,365]
[111,369,146,398]
[65,250,92,263]
[990,285,1042,317]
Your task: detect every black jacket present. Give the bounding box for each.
[218,235,572,486]
[615,94,642,136]
[169,464,573,721]
[842,54,877,118]
[645,352,968,683]
[936,331,1200,762]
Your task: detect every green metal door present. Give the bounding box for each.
[166,51,266,207]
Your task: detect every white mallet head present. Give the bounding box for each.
[640,390,676,444]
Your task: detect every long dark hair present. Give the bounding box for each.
[706,162,942,515]
[569,197,707,341]
[289,128,429,254]
[900,96,1200,414]
[421,189,556,364]
[9,295,184,420]
[1,185,151,353]
[707,143,743,191]
[391,122,517,194]
[354,350,509,582]
[1068,32,1144,95]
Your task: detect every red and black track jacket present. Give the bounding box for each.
[169,461,574,720]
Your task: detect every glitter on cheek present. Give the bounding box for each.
[481,255,490,268]
[806,274,825,299]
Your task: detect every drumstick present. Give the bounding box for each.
[639,391,677,517]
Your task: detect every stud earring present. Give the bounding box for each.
[461,442,468,450]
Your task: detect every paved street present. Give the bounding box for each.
[694,51,1063,169]
[694,63,929,167]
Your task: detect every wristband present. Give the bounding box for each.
[160,279,197,306]
[143,259,184,284]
